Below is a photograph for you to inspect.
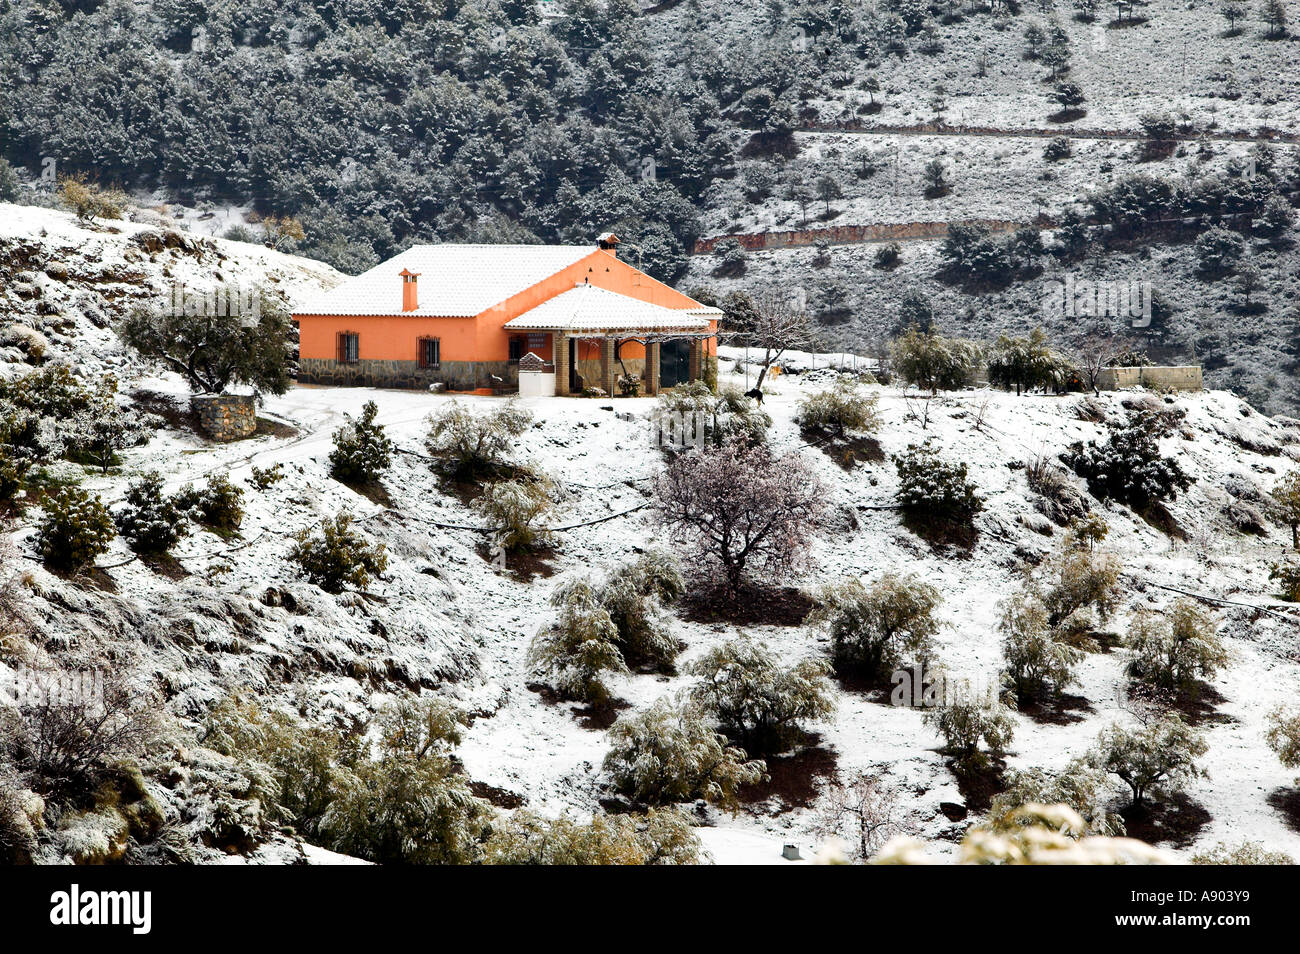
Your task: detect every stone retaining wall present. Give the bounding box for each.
[299,358,517,392]
[193,394,257,441]
[1097,366,1203,391]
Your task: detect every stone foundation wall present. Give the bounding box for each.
[193,394,257,441]
[299,358,517,392]
[1097,366,1203,391]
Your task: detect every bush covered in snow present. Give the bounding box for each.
[688,638,835,754]
[1191,841,1294,865]
[990,758,1125,837]
[34,485,115,573]
[1270,561,1300,602]
[1270,470,1300,549]
[1090,716,1207,808]
[1125,601,1228,697]
[603,698,765,810]
[424,400,534,481]
[655,381,770,450]
[998,591,1083,702]
[289,513,388,594]
[894,443,985,535]
[115,472,188,557]
[794,374,881,440]
[810,573,942,678]
[527,579,627,704]
[1064,410,1191,515]
[329,400,394,487]
[484,807,702,865]
[473,477,555,553]
[597,550,685,671]
[1265,706,1300,776]
[924,700,1016,772]
[891,327,982,393]
[986,328,1076,396]
[179,474,245,537]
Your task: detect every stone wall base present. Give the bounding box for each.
[193,394,257,442]
[299,358,517,392]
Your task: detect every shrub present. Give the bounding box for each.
[1270,562,1300,601]
[688,638,835,754]
[1194,226,1246,276]
[597,550,685,670]
[473,478,555,552]
[61,375,151,473]
[527,579,627,704]
[317,700,490,865]
[1192,841,1293,865]
[484,807,701,865]
[603,698,766,810]
[874,242,902,268]
[289,513,388,593]
[1040,538,1121,626]
[989,758,1125,837]
[34,486,115,573]
[1270,470,1300,549]
[329,400,393,486]
[58,174,126,224]
[180,474,245,536]
[891,327,982,393]
[1090,716,1207,807]
[924,701,1016,771]
[895,443,985,529]
[1126,601,1227,696]
[424,400,533,480]
[654,441,823,596]
[248,463,285,490]
[1063,410,1191,514]
[654,381,770,450]
[986,329,1076,395]
[1265,706,1300,774]
[1043,137,1072,161]
[809,573,942,678]
[795,375,881,440]
[998,592,1082,701]
[115,472,187,556]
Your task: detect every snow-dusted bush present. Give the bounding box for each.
[890,327,981,393]
[986,329,1076,395]
[289,513,387,594]
[247,463,284,491]
[894,443,985,531]
[120,290,292,396]
[687,638,835,754]
[58,174,125,224]
[115,472,188,557]
[34,486,115,573]
[1090,716,1207,808]
[603,698,765,810]
[1194,226,1246,276]
[423,399,533,480]
[1270,561,1300,601]
[655,380,770,450]
[318,700,491,865]
[598,550,684,670]
[1063,410,1191,515]
[328,400,393,486]
[1040,535,1121,628]
[654,441,822,596]
[473,477,554,552]
[924,701,1015,771]
[61,375,151,474]
[527,579,627,704]
[990,759,1125,837]
[484,807,701,865]
[1265,706,1300,775]
[795,375,881,440]
[809,573,942,678]
[998,592,1082,701]
[1192,841,1293,865]
[1270,470,1300,549]
[179,474,245,537]
[1125,601,1227,696]
[0,402,46,505]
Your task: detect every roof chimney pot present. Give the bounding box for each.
[399,268,420,312]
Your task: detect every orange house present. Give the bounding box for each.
[292,234,720,397]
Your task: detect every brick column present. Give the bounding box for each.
[645,341,661,396]
[554,332,569,396]
[600,337,616,397]
[688,337,702,383]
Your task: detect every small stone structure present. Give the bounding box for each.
[517,352,556,398]
[1096,366,1203,392]
[193,393,257,441]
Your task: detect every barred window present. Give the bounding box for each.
[419,337,441,368]
[338,332,359,364]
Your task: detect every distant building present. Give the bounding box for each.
[292,234,720,396]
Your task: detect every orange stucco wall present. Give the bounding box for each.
[296,248,716,364]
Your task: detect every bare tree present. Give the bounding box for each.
[1074,333,1123,395]
[727,290,817,392]
[654,441,824,597]
[812,771,903,861]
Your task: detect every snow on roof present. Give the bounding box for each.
[503,283,713,332]
[292,244,598,317]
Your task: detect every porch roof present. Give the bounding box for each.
[504,284,716,333]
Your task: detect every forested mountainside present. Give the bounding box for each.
[3,0,1297,412]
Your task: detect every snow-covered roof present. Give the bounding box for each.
[503,283,714,332]
[292,244,598,317]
